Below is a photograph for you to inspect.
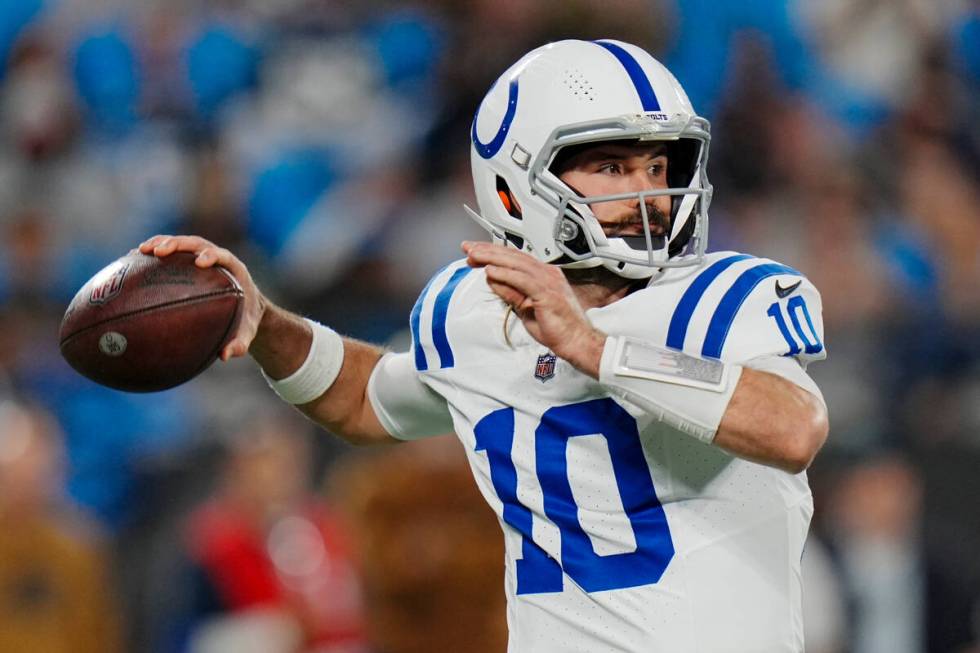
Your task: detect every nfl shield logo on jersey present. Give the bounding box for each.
[534,352,557,382]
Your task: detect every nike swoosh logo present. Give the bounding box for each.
[775,279,802,298]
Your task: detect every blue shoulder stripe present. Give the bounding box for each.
[666,254,753,350]
[701,263,802,359]
[431,266,472,369]
[410,270,442,371]
[410,262,472,372]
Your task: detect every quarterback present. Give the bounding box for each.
[142,40,828,652]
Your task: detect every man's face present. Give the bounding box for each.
[556,141,672,238]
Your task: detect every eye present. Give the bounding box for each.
[648,162,666,177]
[598,162,622,174]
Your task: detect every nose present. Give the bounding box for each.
[622,171,671,222]
[621,169,666,210]
[625,175,661,209]
[626,168,659,193]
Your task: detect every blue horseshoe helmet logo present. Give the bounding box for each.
[472,78,519,159]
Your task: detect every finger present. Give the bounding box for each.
[467,243,543,275]
[466,241,528,263]
[152,237,179,257]
[138,235,172,254]
[463,241,488,267]
[194,247,226,269]
[195,248,215,267]
[221,318,257,361]
[148,235,217,258]
[485,263,541,300]
[151,236,185,257]
[196,247,250,285]
[486,280,527,308]
[221,338,247,361]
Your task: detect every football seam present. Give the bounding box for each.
[58,288,244,349]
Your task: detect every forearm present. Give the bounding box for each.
[251,302,394,445]
[715,368,828,474]
[249,300,314,378]
[593,335,827,473]
[300,338,393,445]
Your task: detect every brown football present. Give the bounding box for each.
[59,251,244,392]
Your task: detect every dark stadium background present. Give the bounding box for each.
[0,1,978,651]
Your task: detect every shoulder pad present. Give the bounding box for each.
[664,253,826,366]
[409,259,476,372]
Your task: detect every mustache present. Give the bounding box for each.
[602,205,671,237]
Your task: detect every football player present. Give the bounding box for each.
[141,40,829,652]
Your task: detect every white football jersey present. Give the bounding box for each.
[369,251,827,653]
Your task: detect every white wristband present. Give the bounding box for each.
[598,335,741,443]
[263,319,344,405]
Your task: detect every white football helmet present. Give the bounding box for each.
[468,39,712,279]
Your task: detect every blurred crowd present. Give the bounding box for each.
[0,0,978,651]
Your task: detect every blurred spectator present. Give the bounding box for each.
[0,400,123,653]
[330,436,507,653]
[664,0,816,120]
[824,455,976,653]
[801,534,848,653]
[1,36,77,161]
[794,0,952,134]
[178,411,366,653]
[378,146,484,297]
[0,0,45,80]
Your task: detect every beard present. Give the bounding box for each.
[558,203,671,290]
[562,264,648,292]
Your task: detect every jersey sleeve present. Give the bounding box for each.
[711,270,826,369]
[370,258,479,440]
[367,352,454,441]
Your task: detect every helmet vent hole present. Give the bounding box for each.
[496,176,522,220]
[562,69,595,102]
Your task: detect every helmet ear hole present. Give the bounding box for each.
[496,176,522,219]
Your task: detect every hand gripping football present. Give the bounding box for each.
[59,251,244,392]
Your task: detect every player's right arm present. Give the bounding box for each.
[139,235,396,445]
[250,304,397,444]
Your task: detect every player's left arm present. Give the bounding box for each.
[465,242,829,474]
[707,271,828,473]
